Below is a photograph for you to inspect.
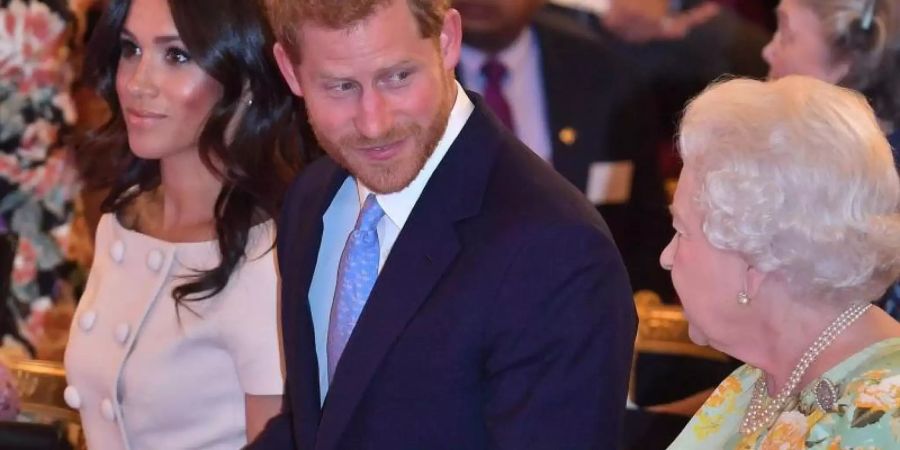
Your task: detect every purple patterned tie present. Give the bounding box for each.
[481,58,515,131]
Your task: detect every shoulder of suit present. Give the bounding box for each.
[487,149,606,225]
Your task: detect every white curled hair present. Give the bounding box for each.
[678,76,900,302]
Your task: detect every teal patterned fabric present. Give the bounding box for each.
[668,338,900,449]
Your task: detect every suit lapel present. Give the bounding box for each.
[280,159,348,448]
[314,99,500,450]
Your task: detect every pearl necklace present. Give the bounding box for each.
[739,302,872,436]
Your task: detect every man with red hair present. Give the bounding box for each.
[251,0,637,449]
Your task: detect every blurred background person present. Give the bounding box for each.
[663,76,900,448]
[62,0,302,447]
[762,0,900,320]
[454,0,674,302]
[763,0,898,153]
[547,0,774,180]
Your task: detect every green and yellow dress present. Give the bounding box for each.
[668,337,900,449]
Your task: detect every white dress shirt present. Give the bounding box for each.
[459,28,555,162]
[307,84,475,404]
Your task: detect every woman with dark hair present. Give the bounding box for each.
[62,0,302,448]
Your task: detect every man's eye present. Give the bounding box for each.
[390,71,410,82]
[329,81,356,92]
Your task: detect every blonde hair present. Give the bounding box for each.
[266,0,450,61]
[679,76,900,302]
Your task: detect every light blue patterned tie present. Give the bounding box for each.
[327,194,385,381]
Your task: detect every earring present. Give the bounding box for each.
[246,98,253,106]
[737,291,751,305]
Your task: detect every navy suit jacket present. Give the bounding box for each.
[249,96,637,450]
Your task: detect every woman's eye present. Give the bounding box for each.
[120,40,140,59]
[165,47,192,64]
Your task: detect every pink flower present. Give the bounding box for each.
[12,236,37,286]
[0,0,69,89]
[24,6,52,43]
[0,154,21,180]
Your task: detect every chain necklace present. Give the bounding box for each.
[739,302,872,436]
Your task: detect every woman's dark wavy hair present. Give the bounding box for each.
[81,0,304,303]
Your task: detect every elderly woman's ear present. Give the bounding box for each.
[741,265,766,306]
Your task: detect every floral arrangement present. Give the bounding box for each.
[0,0,79,354]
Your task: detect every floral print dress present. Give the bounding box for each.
[0,0,78,351]
[668,337,900,449]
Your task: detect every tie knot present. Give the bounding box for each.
[356,194,385,232]
[481,58,507,84]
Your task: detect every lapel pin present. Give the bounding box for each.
[559,127,578,146]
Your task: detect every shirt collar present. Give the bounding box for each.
[356,81,475,230]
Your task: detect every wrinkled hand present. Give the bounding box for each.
[602,1,721,43]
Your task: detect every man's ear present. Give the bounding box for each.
[439,8,463,71]
[274,42,304,97]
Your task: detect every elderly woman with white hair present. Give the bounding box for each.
[664,76,900,449]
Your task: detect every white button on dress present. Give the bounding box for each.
[114,323,130,345]
[146,249,163,272]
[110,240,125,263]
[100,398,116,422]
[78,310,97,332]
[63,386,81,409]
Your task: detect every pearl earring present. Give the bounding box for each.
[247,98,253,106]
[737,291,751,305]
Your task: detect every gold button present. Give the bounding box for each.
[559,127,577,146]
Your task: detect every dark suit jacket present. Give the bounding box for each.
[249,96,637,450]
[461,11,674,300]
